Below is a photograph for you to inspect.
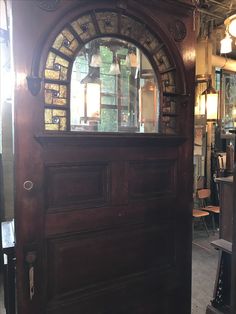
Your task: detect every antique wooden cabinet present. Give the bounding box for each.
[12,1,195,313]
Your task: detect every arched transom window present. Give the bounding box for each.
[44,10,179,134]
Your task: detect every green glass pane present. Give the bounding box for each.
[98,109,118,132]
[101,95,116,105]
[101,75,115,93]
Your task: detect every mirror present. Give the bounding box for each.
[70,37,159,133]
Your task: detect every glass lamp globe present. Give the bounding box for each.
[228,15,236,37]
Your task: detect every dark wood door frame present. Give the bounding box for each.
[12,1,196,313]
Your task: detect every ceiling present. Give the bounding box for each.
[197,0,236,27]
[196,0,236,57]
[197,0,236,36]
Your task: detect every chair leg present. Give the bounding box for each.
[211,214,216,235]
[201,217,209,237]
[192,220,194,240]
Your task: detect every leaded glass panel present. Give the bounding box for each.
[45,109,67,131]
[52,29,79,57]
[95,12,118,34]
[71,15,96,41]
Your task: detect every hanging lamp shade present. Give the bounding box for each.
[90,53,102,67]
[199,80,218,121]
[226,14,236,37]
[109,55,120,75]
[220,34,232,54]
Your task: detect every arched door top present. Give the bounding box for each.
[41,8,186,134]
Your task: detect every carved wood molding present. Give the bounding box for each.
[35,133,186,147]
[35,0,61,12]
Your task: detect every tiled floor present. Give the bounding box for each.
[0,273,5,313]
[192,229,219,314]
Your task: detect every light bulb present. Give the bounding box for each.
[220,34,232,54]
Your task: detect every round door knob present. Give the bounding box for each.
[23,180,34,191]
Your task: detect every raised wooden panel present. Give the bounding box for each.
[128,159,176,200]
[46,163,110,211]
[46,269,177,314]
[46,223,175,302]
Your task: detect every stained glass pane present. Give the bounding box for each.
[52,28,78,57]
[163,97,176,114]
[161,72,176,93]
[45,52,70,81]
[162,116,177,134]
[44,109,67,131]
[44,83,67,106]
[71,15,96,41]
[95,12,118,34]
[154,49,172,72]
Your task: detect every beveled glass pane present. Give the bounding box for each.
[70,37,160,133]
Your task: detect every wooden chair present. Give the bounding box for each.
[192,209,210,237]
[197,188,220,234]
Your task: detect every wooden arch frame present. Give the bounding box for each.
[28,2,187,134]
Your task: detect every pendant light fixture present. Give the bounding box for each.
[109,53,120,75]
[199,78,218,121]
[220,14,236,54]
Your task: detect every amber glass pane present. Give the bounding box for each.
[154,50,172,72]
[162,115,177,134]
[45,109,67,131]
[163,97,176,114]
[161,72,176,93]
[45,52,70,81]
[71,15,96,41]
[45,83,67,106]
[52,29,78,57]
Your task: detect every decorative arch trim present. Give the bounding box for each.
[35,7,186,134]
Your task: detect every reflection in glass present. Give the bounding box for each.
[70,37,159,133]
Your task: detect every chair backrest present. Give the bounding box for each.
[197,189,211,199]
[197,189,211,207]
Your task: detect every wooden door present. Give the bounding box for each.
[13,1,195,313]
